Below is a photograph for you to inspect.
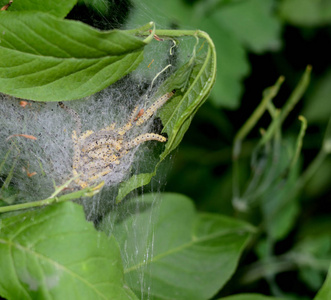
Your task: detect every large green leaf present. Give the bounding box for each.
[0,0,77,18]
[0,12,151,101]
[212,0,282,53]
[201,16,249,108]
[100,193,255,300]
[0,202,138,300]
[302,70,331,124]
[116,31,216,202]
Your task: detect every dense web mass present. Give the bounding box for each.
[60,90,175,189]
[0,71,174,203]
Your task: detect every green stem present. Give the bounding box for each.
[241,252,330,285]
[280,65,312,124]
[0,182,104,213]
[290,115,307,170]
[232,76,284,203]
[233,76,284,159]
[139,28,216,54]
[295,116,331,192]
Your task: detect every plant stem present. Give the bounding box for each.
[232,76,284,204]
[280,65,312,124]
[0,182,104,213]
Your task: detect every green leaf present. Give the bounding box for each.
[125,0,194,29]
[0,12,151,101]
[126,0,282,108]
[292,218,331,291]
[0,202,138,300]
[0,0,77,17]
[76,0,109,17]
[302,70,331,124]
[212,0,282,53]
[217,294,282,300]
[315,264,331,300]
[116,30,216,202]
[201,17,250,108]
[279,0,331,26]
[100,193,255,300]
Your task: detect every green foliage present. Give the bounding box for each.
[0,0,77,17]
[303,69,331,124]
[0,11,148,101]
[1,0,331,299]
[100,193,254,300]
[117,37,216,201]
[127,0,281,108]
[0,202,138,300]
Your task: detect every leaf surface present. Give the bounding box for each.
[0,0,77,17]
[0,12,149,101]
[100,193,254,300]
[201,17,249,108]
[302,70,331,124]
[0,202,138,300]
[212,0,281,53]
[217,294,282,300]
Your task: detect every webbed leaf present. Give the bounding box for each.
[116,30,216,202]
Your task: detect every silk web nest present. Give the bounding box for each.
[0,43,176,204]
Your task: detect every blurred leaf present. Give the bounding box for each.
[76,0,109,16]
[286,218,331,292]
[300,266,328,291]
[278,0,331,26]
[201,17,250,108]
[125,0,194,29]
[303,157,331,198]
[0,202,137,300]
[212,0,282,53]
[302,70,331,124]
[0,0,76,17]
[0,12,150,101]
[295,221,331,260]
[217,294,282,300]
[100,193,255,300]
